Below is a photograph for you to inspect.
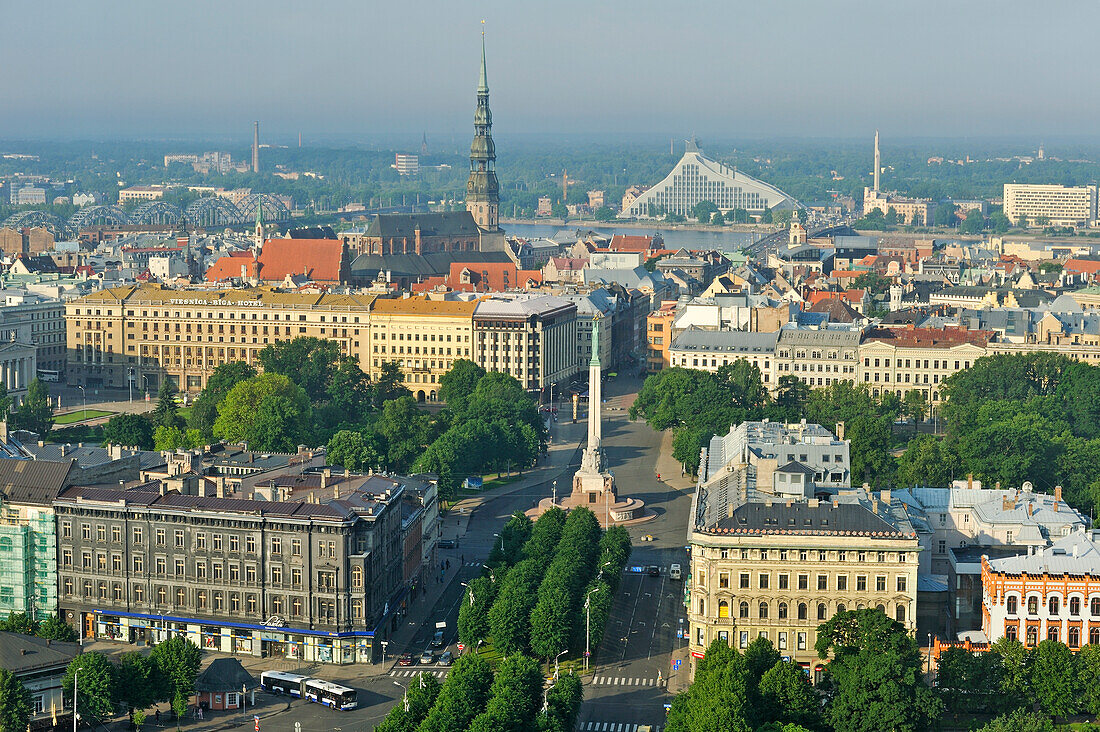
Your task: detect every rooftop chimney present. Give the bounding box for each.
[1055,485,1063,502]
[880,489,891,505]
[967,473,974,490]
[835,420,845,439]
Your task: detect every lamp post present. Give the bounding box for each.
[393,681,408,713]
[127,367,134,403]
[493,533,504,553]
[585,586,602,671]
[927,633,933,676]
[76,385,86,423]
[552,480,557,505]
[461,582,475,607]
[554,649,567,680]
[72,667,78,732]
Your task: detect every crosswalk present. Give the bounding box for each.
[463,561,481,567]
[390,669,448,678]
[589,676,662,687]
[581,723,660,732]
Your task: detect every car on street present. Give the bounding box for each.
[647,565,660,577]
[398,652,415,666]
[439,650,454,666]
[432,630,445,647]
[419,651,435,665]
[438,539,456,549]
[669,563,682,580]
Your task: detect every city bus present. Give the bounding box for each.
[259,671,309,697]
[302,679,358,710]
[36,369,59,383]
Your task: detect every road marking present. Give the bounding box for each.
[584,724,660,732]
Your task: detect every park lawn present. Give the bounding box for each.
[176,407,192,420]
[54,409,114,424]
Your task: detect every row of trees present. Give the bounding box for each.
[374,655,582,732]
[457,507,631,667]
[667,610,940,732]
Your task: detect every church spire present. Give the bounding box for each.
[254,199,264,249]
[466,23,499,232]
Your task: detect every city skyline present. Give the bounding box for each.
[2,1,1099,139]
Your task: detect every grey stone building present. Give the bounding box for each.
[54,475,405,665]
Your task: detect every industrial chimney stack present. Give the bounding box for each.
[252,121,260,173]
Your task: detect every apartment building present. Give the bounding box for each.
[368,296,477,401]
[982,530,1100,648]
[1004,183,1098,227]
[774,328,861,388]
[472,294,579,391]
[667,328,777,386]
[117,186,165,204]
[65,285,375,393]
[858,327,991,404]
[687,488,920,681]
[0,291,66,377]
[646,301,677,372]
[54,473,405,665]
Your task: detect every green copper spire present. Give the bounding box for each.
[590,316,602,369]
[256,198,263,228]
[478,28,488,93]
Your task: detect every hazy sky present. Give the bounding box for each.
[2,0,1098,141]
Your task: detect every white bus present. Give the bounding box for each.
[259,671,309,697]
[36,369,60,383]
[303,679,358,710]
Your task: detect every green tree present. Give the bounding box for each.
[153,424,203,451]
[149,636,202,702]
[188,361,256,437]
[438,359,486,414]
[36,614,77,642]
[711,211,724,226]
[133,708,146,732]
[989,210,1011,233]
[372,361,412,409]
[467,654,543,731]
[542,671,582,732]
[671,426,710,476]
[958,208,987,234]
[63,652,116,724]
[415,651,493,732]
[457,576,496,648]
[743,636,781,682]
[376,672,441,732]
[896,435,959,488]
[376,396,435,472]
[729,208,749,224]
[884,207,899,226]
[978,708,1054,732]
[1077,643,1100,715]
[257,336,343,403]
[9,378,53,436]
[934,202,957,227]
[989,636,1032,703]
[103,413,154,450]
[851,271,892,296]
[758,660,821,729]
[0,667,31,732]
[692,200,718,223]
[815,609,941,732]
[901,389,928,429]
[936,645,1004,715]
[0,611,37,635]
[213,373,312,451]
[774,376,811,419]
[1029,639,1078,718]
[550,201,567,219]
[150,379,183,430]
[665,639,757,732]
[488,560,543,655]
[116,652,158,711]
[593,206,616,222]
[326,429,384,472]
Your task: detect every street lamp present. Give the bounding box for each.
[927,633,933,676]
[127,367,134,403]
[76,385,86,423]
[584,586,602,671]
[72,667,78,732]
[481,565,496,582]
[552,480,557,505]
[393,681,409,713]
[493,533,504,552]
[554,649,567,680]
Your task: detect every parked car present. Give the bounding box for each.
[438,539,456,549]
[439,651,454,666]
[419,651,435,665]
[647,565,660,577]
[398,652,415,666]
[432,630,445,647]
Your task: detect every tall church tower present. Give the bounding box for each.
[465,30,500,231]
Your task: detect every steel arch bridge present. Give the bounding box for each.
[184,197,243,227]
[1,210,69,238]
[68,205,132,230]
[236,193,291,223]
[130,201,183,226]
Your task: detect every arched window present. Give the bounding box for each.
[719,601,730,619]
[759,602,769,619]
[876,604,885,613]
[1048,626,1060,642]
[1006,625,1018,641]
[738,601,748,619]
[817,603,827,620]
[837,603,846,614]
[1006,596,1018,615]
[1071,597,1082,616]
[351,566,363,589]
[1049,597,1060,616]
[1091,627,1100,645]
[1093,597,1100,616]
[1070,627,1081,647]
[1028,597,1039,615]
[896,604,906,622]
[698,598,706,616]
[778,602,788,619]
[1026,626,1038,647]
[798,603,807,620]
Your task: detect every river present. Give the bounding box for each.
[504,223,762,252]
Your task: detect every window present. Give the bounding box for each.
[1028,597,1039,615]
[213,534,223,551]
[133,555,143,572]
[875,576,887,592]
[737,601,747,619]
[352,566,363,589]
[739,573,749,589]
[797,632,807,650]
[246,535,256,553]
[1070,626,1081,647]
[196,533,206,550]
[897,576,907,592]
[133,584,143,603]
[271,538,281,554]
[155,557,166,575]
[817,574,828,591]
[718,600,730,619]
[1007,596,1018,615]
[271,566,282,583]
[837,575,848,591]
[759,574,769,589]
[133,527,143,544]
[1071,597,1081,616]
[778,632,787,650]
[896,604,906,622]
[817,603,827,620]
[62,521,71,538]
[778,574,789,590]
[155,528,165,546]
[81,523,91,540]
[1050,597,1060,615]
[197,562,207,579]
[246,566,257,583]
[1006,625,1018,642]
[798,603,807,620]
[97,525,106,541]
[778,602,788,620]
[1092,627,1100,645]
[197,591,207,609]
[291,568,302,586]
[938,540,946,554]
[739,631,749,649]
[1048,626,1060,642]
[798,574,808,590]
[175,530,184,548]
[175,559,184,576]
[759,602,769,619]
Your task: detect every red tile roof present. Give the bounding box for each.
[1065,258,1100,276]
[206,253,259,281]
[608,234,658,252]
[863,325,993,348]
[807,289,866,307]
[257,238,344,283]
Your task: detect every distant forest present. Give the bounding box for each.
[3,137,1100,221]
